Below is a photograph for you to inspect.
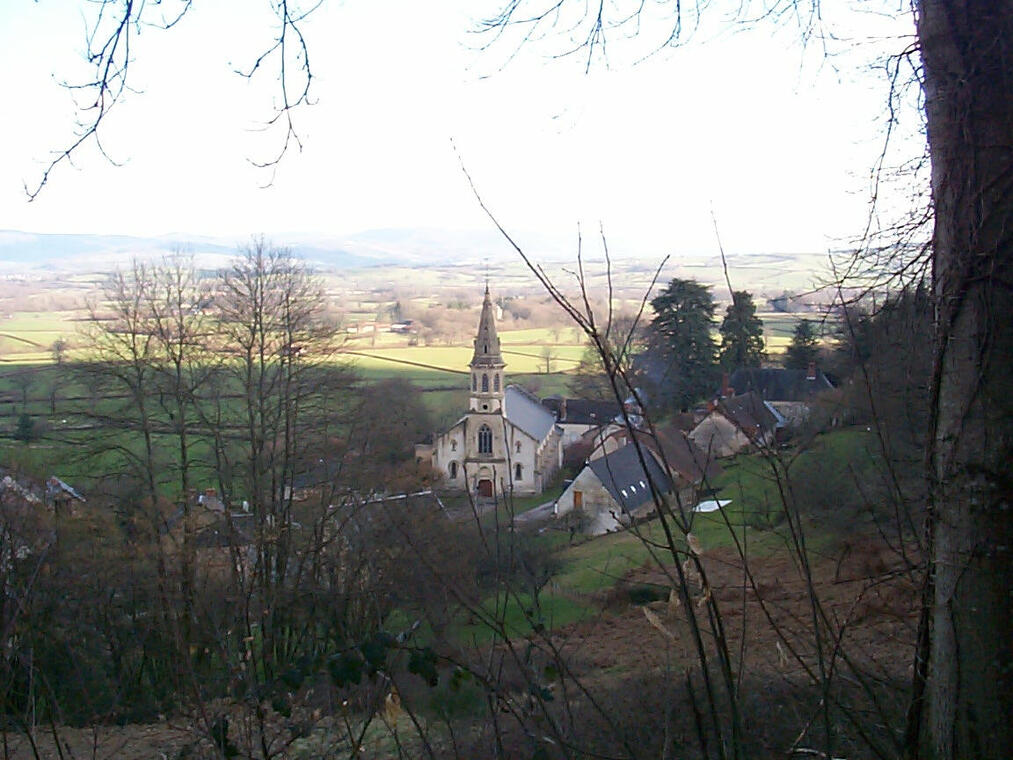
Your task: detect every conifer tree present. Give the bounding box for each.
[718,290,765,370]
[784,318,820,370]
[646,278,717,412]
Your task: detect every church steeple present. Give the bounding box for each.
[471,285,503,367]
[469,286,506,412]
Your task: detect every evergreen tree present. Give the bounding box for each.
[784,318,821,370]
[645,278,717,412]
[718,291,765,370]
[14,413,35,443]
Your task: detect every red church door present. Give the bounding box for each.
[478,479,493,498]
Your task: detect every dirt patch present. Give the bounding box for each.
[553,537,920,685]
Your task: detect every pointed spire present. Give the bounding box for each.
[471,285,503,368]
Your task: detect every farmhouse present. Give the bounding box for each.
[424,287,563,497]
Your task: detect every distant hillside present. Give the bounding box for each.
[0,227,594,273]
[0,229,838,298]
[0,230,419,272]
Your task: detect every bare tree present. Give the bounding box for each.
[26,0,320,198]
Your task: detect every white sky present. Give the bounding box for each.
[0,1,921,259]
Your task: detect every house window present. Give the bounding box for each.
[515,463,522,481]
[515,441,521,454]
[478,425,493,454]
[482,374,489,392]
[449,461,458,479]
[451,440,457,452]
[494,374,500,391]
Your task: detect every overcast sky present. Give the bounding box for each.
[0,1,920,259]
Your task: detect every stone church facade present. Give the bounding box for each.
[428,287,562,498]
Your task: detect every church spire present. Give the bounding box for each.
[469,285,505,412]
[470,285,503,368]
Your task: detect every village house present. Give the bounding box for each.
[540,396,622,447]
[553,441,672,535]
[553,419,723,535]
[689,391,781,458]
[725,364,833,428]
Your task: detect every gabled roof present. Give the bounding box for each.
[541,396,621,426]
[588,442,672,514]
[649,426,723,484]
[718,392,779,436]
[588,424,722,484]
[504,385,557,441]
[727,367,833,402]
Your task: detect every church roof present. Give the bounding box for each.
[470,286,504,368]
[504,385,557,441]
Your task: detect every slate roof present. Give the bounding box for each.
[588,442,672,514]
[541,397,621,426]
[718,392,779,436]
[727,367,833,402]
[649,426,723,484]
[504,385,558,441]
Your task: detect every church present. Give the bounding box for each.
[427,287,563,498]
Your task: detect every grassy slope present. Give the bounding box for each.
[446,427,882,645]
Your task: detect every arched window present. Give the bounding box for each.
[450,440,457,452]
[515,440,521,454]
[515,463,523,481]
[494,374,500,391]
[478,425,493,454]
[482,374,489,392]
[472,374,477,391]
[449,461,458,479]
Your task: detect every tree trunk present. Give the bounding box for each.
[917,1,1013,757]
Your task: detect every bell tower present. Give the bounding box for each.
[469,285,506,413]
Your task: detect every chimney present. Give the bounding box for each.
[560,398,567,421]
[721,372,733,398]
[806,361,817,381]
